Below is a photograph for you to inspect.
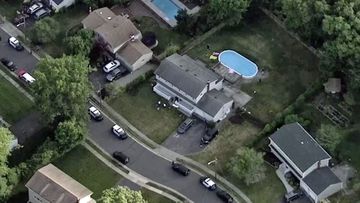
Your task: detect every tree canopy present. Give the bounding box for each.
[30,17,60,44]
[100,186,147,203]
[0,127,14,201]
[316,124,342,155]
[207,0,252,25]
[64,29,94,57]
[55,118,86,150]
[284,114,311,127]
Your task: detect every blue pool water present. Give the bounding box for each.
[151,0,181,20]
[218,50,258,78]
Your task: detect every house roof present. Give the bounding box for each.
[116,41,152,65]
[81,7,116,30]
[269,123,331,172]
[197,89,233,116]
[95,15,140,51]
[303,167,342,195]
[155,54,221,99]
[25,164,93,203]
[52,0,64,5]
[324,78,341,93]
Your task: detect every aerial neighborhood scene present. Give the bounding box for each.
[0,0,359,202]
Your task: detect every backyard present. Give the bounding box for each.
[0,0,22,19]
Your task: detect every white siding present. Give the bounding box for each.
[28,189,50,203]
[300,180,318,203]
[318,182,343,201]
[212,100,233,122]
[50,0,75,12]
[131,51,153,71]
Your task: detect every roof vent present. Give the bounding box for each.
[99,11,103,15]
[300,141,304,145]
[107,17,112,20]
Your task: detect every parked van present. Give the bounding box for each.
[112,151,129,165]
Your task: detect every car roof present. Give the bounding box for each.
[113,124,123,131]
[35,8,48,15]
[89,106,97,111]
[205,178,215,186]
[9,37,18,43]
[105,60,119,68]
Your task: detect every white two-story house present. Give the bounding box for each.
[269,123,343,202]
[153,54,233,123]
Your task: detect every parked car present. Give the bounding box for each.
[103,60,121,73]
[200,176,217,190]
[201,127,219,145]
[112,151,129,164]
[171,161,190,176]
[17,69,35,84]
[0,58,16,71]
[8,37,24,51]
[27,2,43,14]
[106,67,128,82]
[177,118,193,134]
[216,190,234,203]
[112,124,128,139]
[88,106,103,121]
[33,8,51,20]
[285,190,304,202]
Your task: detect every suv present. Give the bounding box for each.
[106,67,128,82]
[17,69,35,84]
[8,37,24,51]
[103,60,121,73]
[285,190,303,202]
[171,161,190,176]
[27,2,43,14]
[113,151,129,164]
[177,118,193,134]
[200,176,217,190]
[112,124,128,139]
[88,106,103,121]
[33,8,51,20]
[216,190,234,203]
[201,127,219,145]
[0,58,16,71]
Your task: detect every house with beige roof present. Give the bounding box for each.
[26,164,95,203]
[81,7,153,71]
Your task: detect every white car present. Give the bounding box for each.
[17,69,35,84]
[200,177,217,190]
[27,2,43,14]
[112,124,128,139]
[88,106,103,121]
[8,37,24,51]
[103,60,121,73]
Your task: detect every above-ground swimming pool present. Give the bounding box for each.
[218,50,258,78]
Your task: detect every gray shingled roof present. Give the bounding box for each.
[52,0,64,5]
[303,167,341,195]
[197,90,233,116]
[269,123,331,172]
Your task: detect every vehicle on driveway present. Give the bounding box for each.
[8,37,24,51]
[201,127,219,145]
[27,2,43,14]
[216,189,234,203]
[106,67,128,82]
[285,190,304,202]
[17,69,35,84]
[103,60,121,73]
[113,151,129,165]
[0,58,16,71]
[177,118,193,134]
[88,106,103,121]
[33,8,51,20]
[112,124,128,139]
[200,176,217,190]
[171,161,190,176]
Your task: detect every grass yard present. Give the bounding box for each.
[187,11,319,123]
[0,0,22,19]
[109,81,183,144]
[0,74,33,124]
[142,188,174,203]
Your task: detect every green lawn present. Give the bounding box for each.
[0,0,22,19]
[142,188,174,203]
[109,81,183,144]
[0,74,33,124]
[187,11,319,123]
[53,145,122,200]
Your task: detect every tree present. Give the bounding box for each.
[284,114,310,127]
[32,55,91,124]
[227,147,266,185]
[175,9,192,35]
[316,124,342,155]
[55,118,86,150]
[100,186,147,203]
[0,128,14,201]
[206,0,252,25]
[64,29,94,56]
[30,17,60,44]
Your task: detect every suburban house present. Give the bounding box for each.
[45,0,75,12]
[81,7,153,71]
[153,54,234,123]
[269,123,343,202]
[26,164,95,203]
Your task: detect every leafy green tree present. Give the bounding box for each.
[175,9,192,34]
[30,17,60,44]
[207,0,252,25]
[284,114,310,127]
[64,29,94,56]
[100,186,147,203]
[316,124,342,155]
[55,118,86,150]
[228,147,266,185]
[32,55,91,124]
[0,128,14,200]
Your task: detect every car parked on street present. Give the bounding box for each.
[8,37,24,51]
[112,151,129,164]
[106,67,128,82]
[201,127,219,145]
[103,60,120,73]
[33,8,51,20]
[171,161,190,176]
[177,118,193,134]
[17,69,35,84]
[112,124,128,139]
[216,189,234,203]
[27,2,43,14]
[200,176,217,190]
[0,58,16,71]
[88,106,103,121]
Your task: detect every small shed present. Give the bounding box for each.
[324,78,341,94]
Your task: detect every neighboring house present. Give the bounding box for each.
[46,0,75,12]
[81,7,153,71]
[324,78,341,94]
[153,54,233,123]
[269,123,342,203]
[26,164,96,203]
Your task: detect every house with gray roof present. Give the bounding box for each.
[269,123,342,202]
[153,54,233,122]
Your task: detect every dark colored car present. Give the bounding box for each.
[177,118,193,134]
[0,58,16,71]
[171,161,190,176]
[106,67,128,82]
[284,190,304,202]
[216,190,234,203]
[112,151,129,165]
[201,127,219,145]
